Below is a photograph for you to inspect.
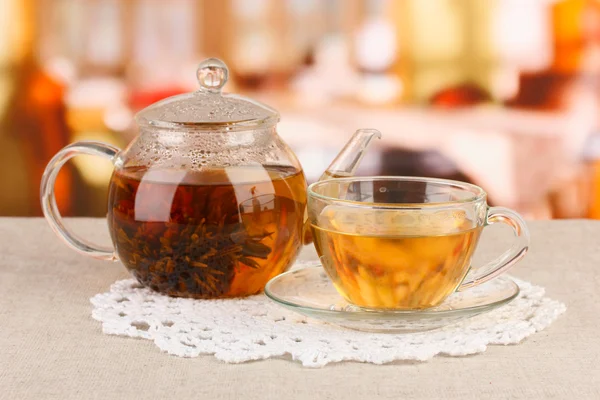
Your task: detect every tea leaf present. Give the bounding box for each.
[239,256,261,269]
[242,241,271,259]
[230,230,248,243]
[208,268,225,276]
[191,261,208,268]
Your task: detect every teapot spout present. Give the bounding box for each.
[302,128,381,245]
[319,129,382,181]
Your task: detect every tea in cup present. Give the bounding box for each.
[307,177,529,310]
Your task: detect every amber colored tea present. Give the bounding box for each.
[312,208,482,309]
[108,165,306,298]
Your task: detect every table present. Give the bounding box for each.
[1,218,599,399]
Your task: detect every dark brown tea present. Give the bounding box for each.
[108,165,306,298]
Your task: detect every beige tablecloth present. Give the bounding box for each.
[1,218,598,399]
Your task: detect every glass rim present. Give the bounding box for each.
[307,176,487,209]
[136,114,279,132]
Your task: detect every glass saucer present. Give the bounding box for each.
[265,266,519,333]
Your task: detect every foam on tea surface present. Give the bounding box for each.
[312,206,482,309]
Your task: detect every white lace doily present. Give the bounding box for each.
[90,263,566,368]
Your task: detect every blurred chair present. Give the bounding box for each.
[377,147,493,205]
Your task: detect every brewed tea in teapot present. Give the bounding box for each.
[109,166,305,297]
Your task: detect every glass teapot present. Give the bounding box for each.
[41,58,381,299]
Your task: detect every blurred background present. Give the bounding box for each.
[3,0,600,220]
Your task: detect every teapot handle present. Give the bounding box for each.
[40,141,120,261]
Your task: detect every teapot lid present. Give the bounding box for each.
[135,58,279,131]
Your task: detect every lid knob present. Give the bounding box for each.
[196,58,229,94]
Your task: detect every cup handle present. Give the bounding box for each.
[40,141,120,261]
[457,206,530,291]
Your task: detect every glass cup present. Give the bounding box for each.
[307,177,529,310]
